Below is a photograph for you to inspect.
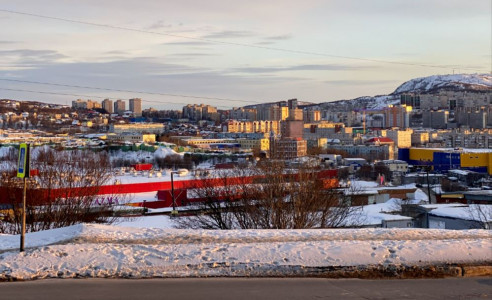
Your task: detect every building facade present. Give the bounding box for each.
[114,100,126,115]
[109,123,164,134]
[272,138,307,159]
[129,98,142,117]
[102,99,113,114]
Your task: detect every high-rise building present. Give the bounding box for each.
[269,106,289,121]
[281,120,303,139]
[129,98,142,117]
[72,99,100,110]
[423,110,449,129]
[383,105,412,128]
[182,104,218,121]
[288,98,298,110]
[303,110,321,123]
[114,100,126,115]
[272,138,307,159]
[102,99,113,114]
[288,108,303,121]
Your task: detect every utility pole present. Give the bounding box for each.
[426,166,432,204]
[170,171,178,216]
[17,143,30,252]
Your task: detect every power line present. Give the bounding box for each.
[0,78,258,104]
[0,8,486,72]
[0,87,233,109]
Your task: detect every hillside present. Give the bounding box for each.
[316,73,491,110]
[392,73,491,94]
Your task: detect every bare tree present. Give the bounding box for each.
[177,162,359,229]
[0,147,122,234]
[466,204,492,229]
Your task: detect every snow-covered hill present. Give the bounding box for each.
[318,94,401,111]
[392,73,491,94]
[316,73,491,110]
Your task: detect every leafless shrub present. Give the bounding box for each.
[176,162,359,229]
[466,204,492,229]
[0,147,125,234]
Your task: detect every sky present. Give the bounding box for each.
[0,0,490,110]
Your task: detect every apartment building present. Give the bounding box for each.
[411,131,430,146]
[455,106,490,129]
[129,98,142,117]
[236,138,270,151]
[109,123,164,134]
[381,129,413,148]
[182,104,219,122]
[114,100,126,115]
[383,105,412,128]
[272,138,307,159]
[223,120,280,135]
[303,110,321,123]
[102,99,113,114]
[106,133,156,143]
[229,107,257,121]
[422,110,449,129]
[72,99,101,110]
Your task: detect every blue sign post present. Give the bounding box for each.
[17,143,30,252]
[17,143,30,178]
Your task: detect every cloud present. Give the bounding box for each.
[0,49,67,59]
[168,53,218,58]
[231,64,378,73]
[145,20,174,30]
[104,50,128,55]
[324,79,400,86]
[202,30,257,39]
[0,57,313,108]
[255,41,275,45]
[163,41,212,46]
[0,49,68,68]
[265,34,292,41]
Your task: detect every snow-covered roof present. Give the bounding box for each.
[428,204,492,222]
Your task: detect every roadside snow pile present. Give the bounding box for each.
[0,224,490,280]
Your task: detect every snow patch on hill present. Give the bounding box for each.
[393,74,491,94]
[317,74,491,110]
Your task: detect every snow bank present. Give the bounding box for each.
[0,224,490,280]
[154,147,181,159]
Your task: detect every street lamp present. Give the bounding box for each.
[170,170,179,216]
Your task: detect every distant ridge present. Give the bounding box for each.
[392,73,491,94]
[314,73,491,110]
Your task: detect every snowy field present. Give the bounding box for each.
[0,222,490,280]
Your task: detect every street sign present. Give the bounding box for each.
[17,143,30,178]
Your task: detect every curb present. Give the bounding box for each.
[1,263,491,282]
[289,264,492,279]
[462,266,492,277]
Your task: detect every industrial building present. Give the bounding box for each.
[398,148,492,175]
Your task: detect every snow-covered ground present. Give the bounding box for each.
[0,223,490,280]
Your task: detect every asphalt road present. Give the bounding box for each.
[1,277,490,300]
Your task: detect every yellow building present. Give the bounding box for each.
[224,120,280,135]
[106,133,156,144]
[236,138,270,151]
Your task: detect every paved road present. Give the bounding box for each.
[0,277,490,300]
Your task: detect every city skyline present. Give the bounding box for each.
[0,0,490,110]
